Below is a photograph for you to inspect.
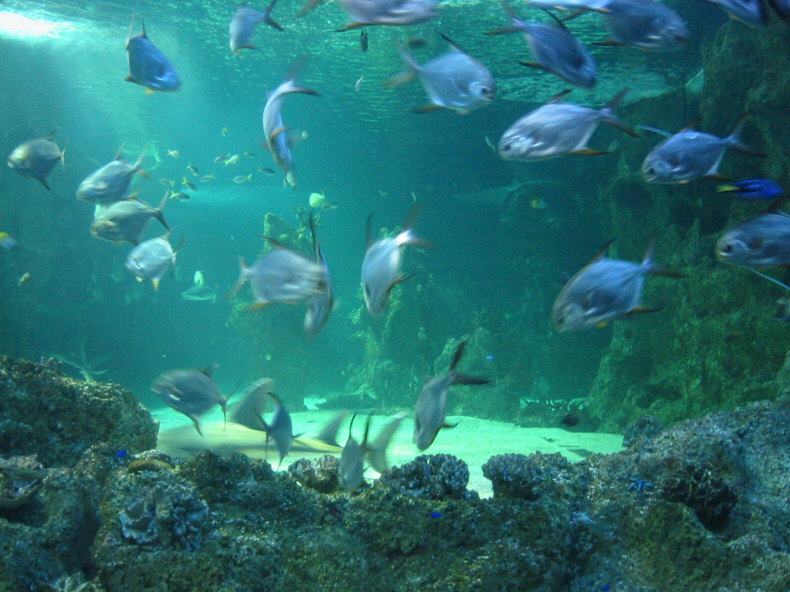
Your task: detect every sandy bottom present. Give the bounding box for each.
[154,407,624,498]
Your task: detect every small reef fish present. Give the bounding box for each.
[233,174,253,184]
[304,212,334,336]
[717,179,784,201]
[76,145,147,204]
[261,392,296,468]
[552,238,683,331]
[125,231,180,290]
[125,14,180,92]
[214,154,230,164]
[151,366,231,436]
[167,149,180,158]
[333,0,439,30]
[230,239,327,310]
[17,271,30,287]
[716,209,790,268]
[229,1,283,55]
[7,133,65,191]
[159,178,175,187]
[498,88,637,161]
[262,61,319,189]
[599,0,689,51]
[360,29,368,51]
[182,177,197,191]
[361,207,426,316]
[200,175,215,183]
[338,413,370,491]
[187,163,200,176]
[354,76,365,93]
[699,0,767,27]
[488,3,596,89]
[90,191,169,245]
[259,166,276,175]
[224,154,241,166]
[308,191,338,210]
[413,341,490,450]
[388,34,495,114]
[641,117,761,184]
[169,191,190,201]
[0,232,18,251]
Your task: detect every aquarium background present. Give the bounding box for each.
[1,0,788,431]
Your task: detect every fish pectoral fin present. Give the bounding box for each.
[519,61,548,73]
[411,104,444,114]
[269,127,290,142]
[569,149,609,156]
[386,273,416,296]
[248,301,272,312]
[621,306,664,318]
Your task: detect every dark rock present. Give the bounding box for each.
[288,455,340,493]
[622,415,664,448]
[377,454,475,500]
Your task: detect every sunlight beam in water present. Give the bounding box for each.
[0,11,77,39]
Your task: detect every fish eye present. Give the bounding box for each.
[502,142,511,152]
[721,244,733,254]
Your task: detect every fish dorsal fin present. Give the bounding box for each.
[366,412,406,473]
[366,212,375,247]
[449,340,468,372]
[589,238,615,265]
[347,413,358,442]
[680,117,702,132]
[114,143,126,161]
[402,202,424,231]
[548,89,572,104]
[541,8,568,29]
[141,19,147,38]
[315,411,350,447]
[200,363,218,378]
[439,32,465,54]
[635,125,672,138]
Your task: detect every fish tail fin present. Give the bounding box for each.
[726,114,764,157]
[264,0,284,31]
[449,340,468,372]
[384,45,419,88]
[366,412,406,473]
[227,256,250,299]
[155,190,170,230]
[601,88,639,138]
[641,235,656,269]
[191,416,204,437]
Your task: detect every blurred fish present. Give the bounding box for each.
[361,207,426,316]
[228,377,272,431]
[0,232,18,251]
[360,29,369,51]
[598,0,689,51]
[229,1,283,55]
[488,3,596,89]
[697,0,767,27]
[76,145,147,204]
[560,412,580,427]
[263,61,320,189]
[531,197,548,209]
[222,127,228,136]
[365,412,406,473]
[552,238,683,331]
[194,270,205,286]
[90,191,169,245]
[169,191,190,201]
[498,88,636,161]
[182,177,197,191]
[125,14,180,92]
[716,209,790,268]
[641,116,762,184]
[304,212,334,336]
[181,283,217,302]
[333,0,439,30]
[355,76,365,92]
[214,153,230,163]
[261,392,297,467]
[717,179,784,201]
[167,149,180,158]
[526,0,612,9]
[388,34,495,114]
[413,341,490,450]
[17,271,30,287]
[308,191,338,209]
[404,36,430,48]
[125,231,181,290]
[7,132,65,190]
[233,174,252,184]
[224,154,241,165]
[200,174,215,183]
[338,413,370,491]
[151,366,231,436]
[259,166,276,175]
[230,239,327,310]
[244,151,256,157]
[187,162,199,176]
[159,177,175,187]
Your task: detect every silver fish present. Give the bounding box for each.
[151,366,230,436]
[229,2,283,55]
[125,14,180,92]
[716,210,790,268]
[231,240,327,310]
[641,117,760,184]
[498,88,637,161]
[7,133,65,191]
[262,62,319,189]
[552,239,681,332]
[304,212,334,336]
[262,392,296,467]
[335,0,439,30]
[76,145,147,203]
[600,0,689,51]
[90,191,169,245]
[413,341,489,451]
[488,4,596,89]
[338,413,370,491]
[698,0,767,27]
[361,210,425,316]
[125,232,179,290]
[229,378,273,431]
[390,34,495,113]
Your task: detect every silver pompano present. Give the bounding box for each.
[262,392,295,467]
[229,1,283,54]
[7,134,65,191]
[125,232,178,290]
[641,118,757,183]
[337,0,439,29]
[716,211,790,268]
[232,243,327,310]
[393,35,495,113]
[76,146,146,203]
[601,0,689,51]
[700,0,767,27]
[304,212,334,336]
[151,367,230,436]
[498,88,636,161]
[413,341,489,451]
[90,192,169,245]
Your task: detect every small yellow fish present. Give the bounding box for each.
[258,166,275,175]
[221,127,228,137]
[17,271,30,286]
[187,162,199,176]
[182,177,197,191]
[214,154,230,164]
[167,149,180,158]
[159,178,175,188]
[233,174,252,184]
[224,154,241,166]
[200,174,215,182]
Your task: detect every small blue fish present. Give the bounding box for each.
[125,14,180,92]
[717,179,784,201]
[115,450,128,459]
[429,511,443,519]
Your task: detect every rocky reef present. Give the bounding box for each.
[2,356,790,591]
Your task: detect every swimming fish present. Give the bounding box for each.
[229,377,273,431]
[76,145,147,204]
[262,61,320,189]
[17,271,30,287]
[0,232,18,251]
[229,2,283,55]
[361,207,426,316]
[7,133,65,190]
[716,209,790,268]
[365,412,406,473]
[233,174,252,184]
[552,238,682,331]
[125,231,180,290]
[304,212,334,336]
[360,29,369,51]
[413,341,490,450]
[200,174,215,182]
[599,0,689,51]
[717,179,784,201]
[167,149,180,158]
[641,116,761,184]
[488,3,596,89]
[698,0,767,27]
[181,283,217,302]
[187,163,200,176]
[333,0,440,30]
[151,366,231,436]
[338,413,370,491]
[261,392,297,468]
[230,239,327,310]
[388,34,496,114]
[169,191,191,201]
[90,191,169,245]
[125,14,180,92]
[498,88,637,161]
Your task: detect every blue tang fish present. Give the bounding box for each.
[717,179,784,201]
[125,14,180,92]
